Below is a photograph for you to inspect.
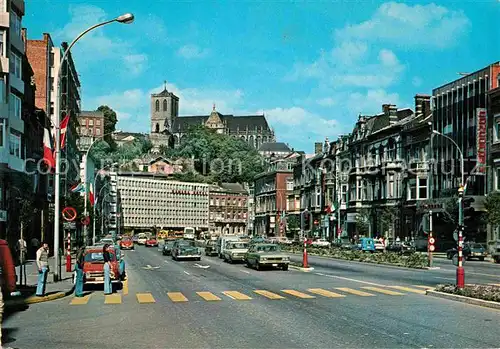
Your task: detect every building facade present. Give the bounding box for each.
[116,173,209,232]
[254,170,293,236]
[487,85,500,248]
[76,110,104,151]
[149,86,276,149]
[0,0,26,241]
[208,183,248,236]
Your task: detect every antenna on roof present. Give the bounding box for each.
[164,80,167,90]
[213,102,216,112]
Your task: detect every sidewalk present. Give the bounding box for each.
[7,256,75,308]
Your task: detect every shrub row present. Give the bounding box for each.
[282,246,429,269]
[435,284,500,302]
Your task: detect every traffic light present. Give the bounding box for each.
[463,197,475,223]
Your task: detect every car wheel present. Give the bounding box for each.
[228,257,233,264]
[256,263,261,271]
[282,264,289,271]
[196,257,201,261]
[479,257,485,261]
[447,252,453,260]
[245,260,251,268]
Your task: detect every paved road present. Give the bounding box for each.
[4,245,500,349]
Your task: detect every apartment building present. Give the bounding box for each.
[117,172,209,232]
[76,110,104,151]
[0,0,25,240]
[208,183,248,236]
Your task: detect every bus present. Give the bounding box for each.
[184,227,195,240]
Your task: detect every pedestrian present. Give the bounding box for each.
[35,242,50,297]
[0,239,16,349]
[74,248,85,297]
[102,244,112,295]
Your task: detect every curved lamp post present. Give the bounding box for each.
[52,13,134,282]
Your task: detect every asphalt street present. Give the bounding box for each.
[3,245,500,349]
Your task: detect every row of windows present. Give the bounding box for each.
[125,217,208,226]
[210,198,247,207]
[119,181,208,192]
[210,212,248,220]
[78,127,101,136]
[124,208,207,216]
[79,118,102,127]
[121,198,207,208]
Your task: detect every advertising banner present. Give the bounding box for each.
[476,108,487,174]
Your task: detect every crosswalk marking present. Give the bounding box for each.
[413,285,434,289]
[123,279,129,296]
[104,294,122,304]
[281,290,315,299]
[223,291,252,300]
[336,287,374,296]
[197,292,222,301]
[362,287,404,296]
[167,292,189,302]
[70,295,91,305]
[307,288,345,298]
[254,290,285,300]
[388,286,426,294]
[136,293,156,303]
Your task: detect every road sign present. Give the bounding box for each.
[429,237,435,244]
[81,216,90,226]
[429,245,435,252]
[62,207,77,221]
[63,222,76,230]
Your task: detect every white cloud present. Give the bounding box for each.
[316,97,335,107]
[346,89,401,115]
[330,41,368,65]
[124,54,148,76]
[177,44,210,59]
[335,2,470,48]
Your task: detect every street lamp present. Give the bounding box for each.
[91,162,117,245]
[52,13,135,282]
[428,122,466,288]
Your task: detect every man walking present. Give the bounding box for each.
[35,242,49,297]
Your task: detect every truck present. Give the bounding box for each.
[183,227,195,240]
[216,235,241,258]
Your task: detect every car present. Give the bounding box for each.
[312,239,331,248]
[223,241,249,263]
[120,237,134,250]
[132,235,139,244]
[162,240,176,256]
[171,239,201,261]
[82,246,122,286]
[244,243,289,271]
[146,237,158,247]
[137,233,148,245]
[446,242,487,261]
[205,240,218,256]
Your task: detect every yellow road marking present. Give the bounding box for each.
[413,285,434,289]
[335,288,374,296]
[197,292,222,301]
[362,287,404,295]
[307,288,345,298]
[254,290,285,300]
[70,295,90,305]
[223,291,252,300]
[489,283,500,287]
[104,294,122,304]
[388,286,426,294]
[281,290,315,299]
[167,292,188,302]
[123,278,129,295]
[136,293,156,303]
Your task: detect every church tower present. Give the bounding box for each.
[150,81,179,134]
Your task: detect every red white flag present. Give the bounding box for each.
[89,183,95,206]
[60,114,70,149]
[43,128,55,169]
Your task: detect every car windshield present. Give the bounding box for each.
[178,240,195,247]
[256,245,280,252]
[470,243,484,249]
[229,242,248,249]
[165,241,175,247]
[84,251,116,262]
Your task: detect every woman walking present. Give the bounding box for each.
[103,244,113,295]
[74,248,85,297]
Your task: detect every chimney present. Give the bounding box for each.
[314,142,323,154]
[414,94,431,117]
[388,104,398,124]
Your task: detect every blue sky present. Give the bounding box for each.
[25,0,499,153]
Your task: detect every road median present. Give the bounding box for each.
[426,284,500,310]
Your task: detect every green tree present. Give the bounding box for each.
[379,206,398,234]
[484,191,500,227]
[356,209,371,236]
[97,105,118,149]
[286,215,299,231]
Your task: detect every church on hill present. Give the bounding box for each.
[149,84,276,149]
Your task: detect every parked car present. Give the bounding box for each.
[132,235,139,244]
[205,240,218,256]
[216,235,241,258]
[354,238,376,252]
[120,237,134,250]
[446,242,488,261]
[82,246,123,286]
[146,237,158,247]
[386,241,415,255]
[312,239,331,248]
[223,241,249,263]
[172,239,201,261]
[245,243,289,271]
[137,233,148,245]
[162,240,176,256]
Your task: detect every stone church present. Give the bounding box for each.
[149,86,276,150]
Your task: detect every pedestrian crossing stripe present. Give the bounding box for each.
[168,292,188,302]
[70,295,91,305]
[104,294,122,304]
[307,288,345,298]
[335,287,374,296]
[254,290,285,300]
[282,290,315,299]
[413,285,434,289]
[136,293,155,303]
[197,292,222,301]
[361,287,405,296]
[223,291,252,300]
[387,286,426,294]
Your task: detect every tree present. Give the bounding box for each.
[484,191,500,227]
[379,206,398,235]
[286,215,299,231]
[356,209,371,236]
[97,105,118,149]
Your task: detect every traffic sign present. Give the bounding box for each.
[429,237,435,244]
[429,245,435,252]
[81,216,90,226]
[62,207,77,222]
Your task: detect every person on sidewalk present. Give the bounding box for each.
[35,242,50,297]
[1,239,16,349]
[102,245,112,295]
[74,248,85,297]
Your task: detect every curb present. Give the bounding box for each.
[5,285,75,308]
[289,264,315,272]
[426,290,500,310]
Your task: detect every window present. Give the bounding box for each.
[496,168,500,191]
[408,179,417,200]
[0,78,4,103]
[0,30,4,56]
[0,119,4,148]
[388,175,394,198]
[418,178,428,200]
[95,128,101,136]
[9,132,21,158]
[10,11,21,37]
[10,52,22,79]
[89,119,94,126]
[155,100,160,112]
[9,93,21,119]
[341,185,347,204]
[495,119,500,143]
[163,99,168,111]
[96,119,101,126]
[316,187,321,207]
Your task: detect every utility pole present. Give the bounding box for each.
[457,185,465,288]
[428,209,433,268]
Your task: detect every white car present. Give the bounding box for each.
[312,239,331,248]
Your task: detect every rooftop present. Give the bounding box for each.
[258,142,291,153]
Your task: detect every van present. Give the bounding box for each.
[216,235,241,258]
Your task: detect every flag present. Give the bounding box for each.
[60,114,70,149]
[89,182,95,206]
[70,182,85,193]
[43,128,55,169]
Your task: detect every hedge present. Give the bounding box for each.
[282,245,429,269]
[435,284,500,302]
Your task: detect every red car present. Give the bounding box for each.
[83,247,121,285]
[120,237,134,250]
[145,237,158,247]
